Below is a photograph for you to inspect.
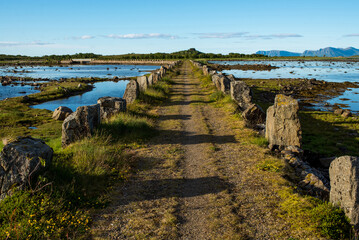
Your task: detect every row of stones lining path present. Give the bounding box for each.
[90,61,306,239]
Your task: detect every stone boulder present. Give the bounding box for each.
[97,96,126,120]
[0,137,53,200]
[152,72,160,83]
[230,80,253,110]
[52,106,73,120]
[62,104,100,147]
[123,80,139,104]
[212,74,222,90]
[330,156,359,229]
[148,74,154,86]
[342,109,352,118]
[203,65,209,75]
[265,94,302,150]
[219,76,231,94]
[227,74,235,81]
[137,76,148,92]
[242,103,266,128]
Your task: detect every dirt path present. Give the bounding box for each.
[91,61,295,239]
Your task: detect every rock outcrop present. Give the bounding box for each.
[242,103,266,127]
[52,106,73,120]
[330,156,359,229]
[230,80,253,110]
[265,94,302,150]
[0,137,53,200]
[97,97,126,120]
[62,104,100,147]
[123,80,139,104]
[283,149,329,198]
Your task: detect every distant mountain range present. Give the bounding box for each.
[256,47,359,57]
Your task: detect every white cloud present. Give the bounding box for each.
[244,34,303,40]
[105,33,178,39]
[0,41,53,47]
[195,32,249,39]
[343,34,359,37]
[193,32,303,40]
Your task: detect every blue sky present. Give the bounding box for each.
[1,0,358,56]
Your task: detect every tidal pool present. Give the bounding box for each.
[32,81,129,112]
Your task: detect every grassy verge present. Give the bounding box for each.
[192,63,353,239]
[0,66,179,238]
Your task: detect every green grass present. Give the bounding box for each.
[300,111,359,157]
[0,64,178,238]
[279,187,352,239]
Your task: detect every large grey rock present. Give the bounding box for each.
[265,94,301,150]
[97,96,126,120]
[242,103,266,128]
[330,156,359,228]
[0,137,53,200]
[230,80,253,110]
[227,74,235,81]
[152,72,160,83]
[123,80,139,104]
[52,106,73,120]
[62,104,100,147]
[137,76,148,92]
[211,74,222,90]
[148,74,154,86]
[219,76,231,94]
[203,65,209,75]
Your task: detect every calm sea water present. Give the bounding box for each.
[32,81,129,112]
[0,64,159,106]
[211,61,359,111]
[0,64,159,80]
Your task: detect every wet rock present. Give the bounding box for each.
[137,76,148,92]
[123,80,139,104]
[0,137,53,200]
[330,156,359,229]
[230,80,253,111]
[242,103,266,128]
[97,96,126,120]
[62,104,100,147]
[52,106,73,120]
[266,94,301,150]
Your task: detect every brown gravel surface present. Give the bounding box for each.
[91,61,309,239]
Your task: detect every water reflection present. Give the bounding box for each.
[32,81,129,111]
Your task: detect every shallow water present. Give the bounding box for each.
[211,61,359,83]
[211,60,359,111]
[0,64,159,80]
[1,64,159,104]
[32,81,129,112]
[0,84,39,100]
